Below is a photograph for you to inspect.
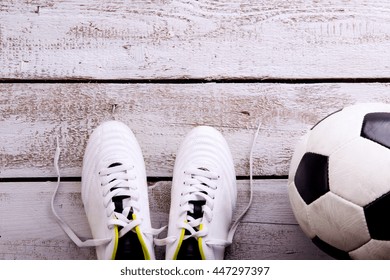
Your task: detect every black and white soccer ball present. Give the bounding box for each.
[288,103,390,259]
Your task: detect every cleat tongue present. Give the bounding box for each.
[115,231,144,260]
[106,163,145,260]
[177,238,200,260]
[191,201,205,220]
[177,200,205,260]
[108,163,131,216]
[108,162,122,168]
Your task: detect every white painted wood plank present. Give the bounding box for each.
[0,180,330,259]
[1,0,390,79]
[1,83,390,178]
[0,182,96,260]
[226,223,331,260]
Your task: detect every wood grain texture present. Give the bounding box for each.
[1,83,390,178]
[0,180,330,260]
[1,0,390,79]
[2,0,386,264]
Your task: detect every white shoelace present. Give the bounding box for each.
[99,163,143,238]
[179,167,218,239]
[51,138,162,248]
[155,123,261,248]
[227,122,261,243]
[52,123,261,250]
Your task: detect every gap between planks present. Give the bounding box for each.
[3,82,390,178]
[0,175,289,183]
[0,179,330,259]
[3,78,390,84]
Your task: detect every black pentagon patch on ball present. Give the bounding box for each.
[312,236,351,260]
[361,112,390,149]
[364,191,390,240]
[294,152,330,205]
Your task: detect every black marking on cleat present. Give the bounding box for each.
[177,200,205,260]
[106,163,146,260]
[115,230,144,260]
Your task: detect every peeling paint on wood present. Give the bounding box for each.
[1,0,390,79]
[1,83,390,177]
[0,0,387,261]
[0,180,330,259]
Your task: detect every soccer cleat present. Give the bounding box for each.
[81,121,156,259]
[163,126,237,260]
[52,121,158,260]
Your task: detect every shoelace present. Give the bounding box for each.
[179,167,218,240]
[227,122,261,243]
[51,138,162,248]
[155,123,261,248]
[52,124,261,249]
[100,163,143,238]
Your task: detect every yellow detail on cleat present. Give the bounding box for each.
[111,225,119,260]
[198,224,206,260]
[111,214,151,260]
[133,214,151,260]
[172,221,186,260]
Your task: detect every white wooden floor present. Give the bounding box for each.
[1,0,390,260]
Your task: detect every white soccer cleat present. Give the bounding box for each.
[164,126,237,260]
[81,121,155,259]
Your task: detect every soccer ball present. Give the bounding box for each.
[288,103,390,259]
